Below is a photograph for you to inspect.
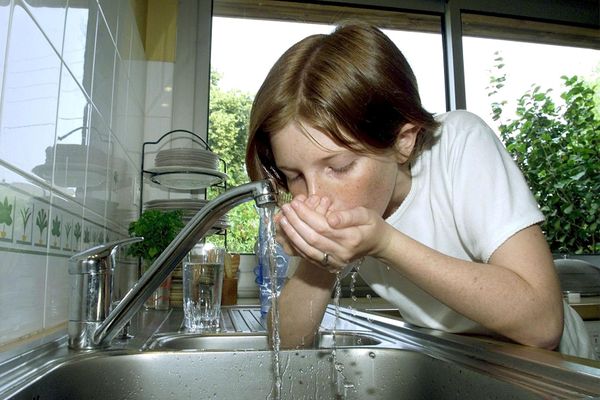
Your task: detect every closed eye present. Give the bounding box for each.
[331,160,356,174]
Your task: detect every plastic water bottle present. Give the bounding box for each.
[255,214,289,319]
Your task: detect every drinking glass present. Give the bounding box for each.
[183,243,225,331]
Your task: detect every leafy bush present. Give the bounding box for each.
[208,72,257,253]
[127,210,184,262]
[489,57,599,253]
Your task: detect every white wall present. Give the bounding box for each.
[0,0,145,347]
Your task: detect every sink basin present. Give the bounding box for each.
[6,348,547,400]
[3,307,599,399]
[145,331,390,351]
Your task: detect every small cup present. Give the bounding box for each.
[183,243,225,332]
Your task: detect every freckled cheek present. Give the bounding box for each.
[327,178,376,211]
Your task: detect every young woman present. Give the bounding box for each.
[245,22,594,358]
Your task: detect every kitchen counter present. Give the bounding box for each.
[240,294,600,321]
[567,296,600,320]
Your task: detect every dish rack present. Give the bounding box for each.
[140,129,229,308]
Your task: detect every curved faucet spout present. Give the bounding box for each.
[92,179,277,347]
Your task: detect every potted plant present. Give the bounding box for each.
[127,209,184,309]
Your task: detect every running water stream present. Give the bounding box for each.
[258,205,365,399]
[257,205,283,400]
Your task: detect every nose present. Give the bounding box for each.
[305,173,326,198]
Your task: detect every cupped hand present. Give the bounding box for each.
[279,196,391,273]
[274,194,330,257]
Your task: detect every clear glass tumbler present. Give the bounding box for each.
[183,243,225,332]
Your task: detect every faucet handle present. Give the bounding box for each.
[69,237,144,274]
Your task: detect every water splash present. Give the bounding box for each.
[258,205,282,400]
[331,258,364,398]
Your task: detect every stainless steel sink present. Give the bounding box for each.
[5,348,547,399]
[145,331,390,351]
[2,306,599,399]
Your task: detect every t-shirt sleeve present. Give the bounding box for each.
[445,111,545,263]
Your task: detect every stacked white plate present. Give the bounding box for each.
[155,147,219,170]
[144,199,230,233]
[146,147,227,190]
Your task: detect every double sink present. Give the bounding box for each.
[1,306,600,399]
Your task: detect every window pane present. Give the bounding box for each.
[464,37,599,129]
[211,17,445,113]
[464,36,600,254]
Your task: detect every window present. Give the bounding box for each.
[463,14,600,253]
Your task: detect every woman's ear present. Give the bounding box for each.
[395,123,420,163]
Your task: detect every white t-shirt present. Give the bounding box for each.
[358,110,594,358]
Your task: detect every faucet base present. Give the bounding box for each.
[68,321,109,350]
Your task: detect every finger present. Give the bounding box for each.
[279,215,326,262]
[298,195,321,211]
[293,194,307,204]
[314,196,331,215]
[327,207,370,229]
[285,204,340,255]
[273,210,283,224]
[282,204,352,268]
[289,200,330,235]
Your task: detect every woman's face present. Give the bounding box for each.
[270,122,410,217]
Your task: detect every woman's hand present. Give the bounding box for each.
[274,195,330,256]
[279,195,392,273]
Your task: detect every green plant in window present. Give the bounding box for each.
[84,228,90,244]
[208,72,257,252]
[35,208,48,244]
[20,206,31,241]
[489,54,600,253]
[0,196,13,238]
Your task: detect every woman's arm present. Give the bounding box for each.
[373,221,563,349]
[273,258,337,348]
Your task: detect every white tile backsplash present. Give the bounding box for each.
[62,0,96,95]
[0,0,147,347]
[44,255,70,327]
[91,9,116,123]
[0,252,46,343]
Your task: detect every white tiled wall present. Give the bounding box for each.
[0,0,146,347]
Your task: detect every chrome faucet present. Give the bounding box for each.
[68,179,278,349]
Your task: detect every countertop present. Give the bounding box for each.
[240,295,600,320]
[567,296,600,320]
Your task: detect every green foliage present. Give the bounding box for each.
[489,55,600,253]
[208,72,258,252]
[127,209,185,262]
[0,196,13,227]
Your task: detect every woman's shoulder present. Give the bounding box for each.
[435,110,490,130]
[433,110,498,147]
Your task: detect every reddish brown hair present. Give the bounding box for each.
[246,22,439,191]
